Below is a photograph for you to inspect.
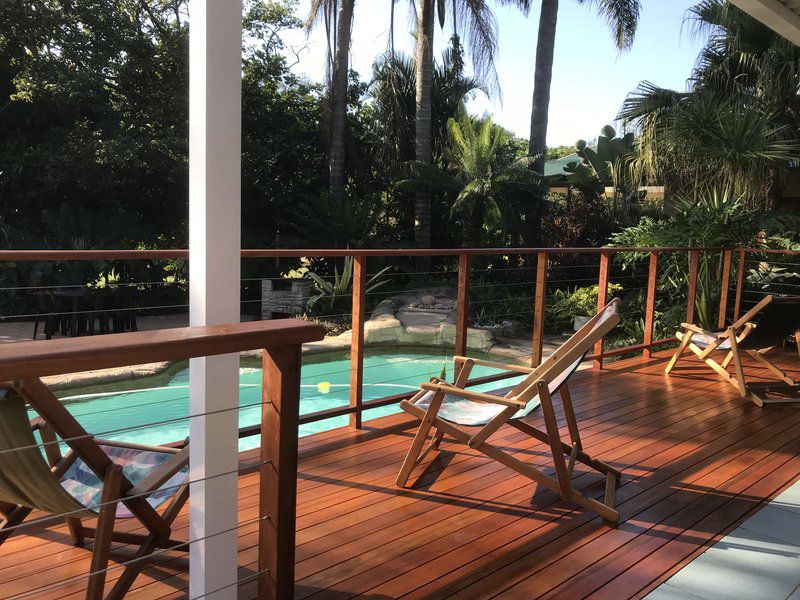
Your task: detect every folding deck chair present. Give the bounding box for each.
[396,298,624,523]
[0,380,190,600]
[666,295,800,406]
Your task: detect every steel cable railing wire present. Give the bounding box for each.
[12,511,268,599]
[2,395,272,458]
[0,459,267,537]
[11,327,511,457]
[32,325,525,437]
[0,280,185,292]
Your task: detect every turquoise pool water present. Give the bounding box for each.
[54,351,523,450]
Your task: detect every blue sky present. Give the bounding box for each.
[283,1,706,146]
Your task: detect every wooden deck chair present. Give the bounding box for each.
[0,380,190,600]
[396,298,624,523]
[666,295,800,406]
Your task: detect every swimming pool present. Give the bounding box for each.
[52,350,524,450]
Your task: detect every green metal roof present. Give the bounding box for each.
[544,152,580,178]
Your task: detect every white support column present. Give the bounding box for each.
[188,1,242,598]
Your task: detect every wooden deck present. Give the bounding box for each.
[2,350,800,599]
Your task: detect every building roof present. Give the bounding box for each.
[543,152,580,178]
[730,0,800,45]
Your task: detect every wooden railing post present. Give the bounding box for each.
[642,251,659,358]
[349,255,366,429]
[686,250,700,324]
[733,248,746,321]
[717,249,733,329]
[531,252,548,367]
[454,253,471,379]
[260,343,303,600]
[593,252,611,369]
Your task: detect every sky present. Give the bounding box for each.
[282,0,707,146]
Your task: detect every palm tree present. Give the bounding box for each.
[411,0,518,253]
[528,0,642,174]
[397,112,543,248]
[306,0,355,199]
[369,40,485,170]
[522,0,640,246]
[619,1,800,207]
[444,113,543,247]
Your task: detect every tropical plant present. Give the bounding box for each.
[368,38,485,172]
[619,1,800,207]
[306,256,393,314]
[306,0,355,198]
[563,125,636,203]
[546,283,623,330]
[397,113,543,248]
[608,187,795,328]
[410,0,520,253]
[444,114,543,247]
[525,0,642,247]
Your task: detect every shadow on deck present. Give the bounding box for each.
[2,350,800,599]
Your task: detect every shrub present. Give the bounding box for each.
[545,284,623,332]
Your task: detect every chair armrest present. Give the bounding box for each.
[128,446,190,498]
[95,438,182,454]
[419,381,525,409]
[681,323,715,335]
[454,355,534,374]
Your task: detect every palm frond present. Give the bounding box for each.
[578,0,641,51]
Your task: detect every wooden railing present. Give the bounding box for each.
[3,246,800,431]
[0,319,324,599]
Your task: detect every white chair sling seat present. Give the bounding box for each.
[677,330,731,350]
[414,386,516,427]
[412,353,584,427]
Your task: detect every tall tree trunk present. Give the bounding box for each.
[529,0,558,169]
[414,0,435,258]
[329,0,354,199]
[525,0,558,247]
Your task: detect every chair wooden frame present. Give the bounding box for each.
[0,378,190,600]
[396,299,623,523]
[665,295,800,406]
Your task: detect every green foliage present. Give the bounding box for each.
[547,145,576,160]
[564,125,636,201]
[0,0,327,254]
[546,283,623,330]
[620,1,800,207]
[396,112,543,249]
[541,194,647,249]
[609,188,798,329]
[306,256,392,315]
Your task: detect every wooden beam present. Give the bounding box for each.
[730,0,800,46]
[531,253,548,367]
[454,253,471,358]
[686,250,700,325]
[454,253,471,380]
[643,251,659,358]
[260,344,303,600]
[733,248,747,321]
[349,255,366,429]
[717,250,733,329]
[593,252,611,369]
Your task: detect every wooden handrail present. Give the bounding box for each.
[0,319,324,380]
[0,246,735,261]
[3,244,799,435]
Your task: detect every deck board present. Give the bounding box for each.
[1,350,799,599]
